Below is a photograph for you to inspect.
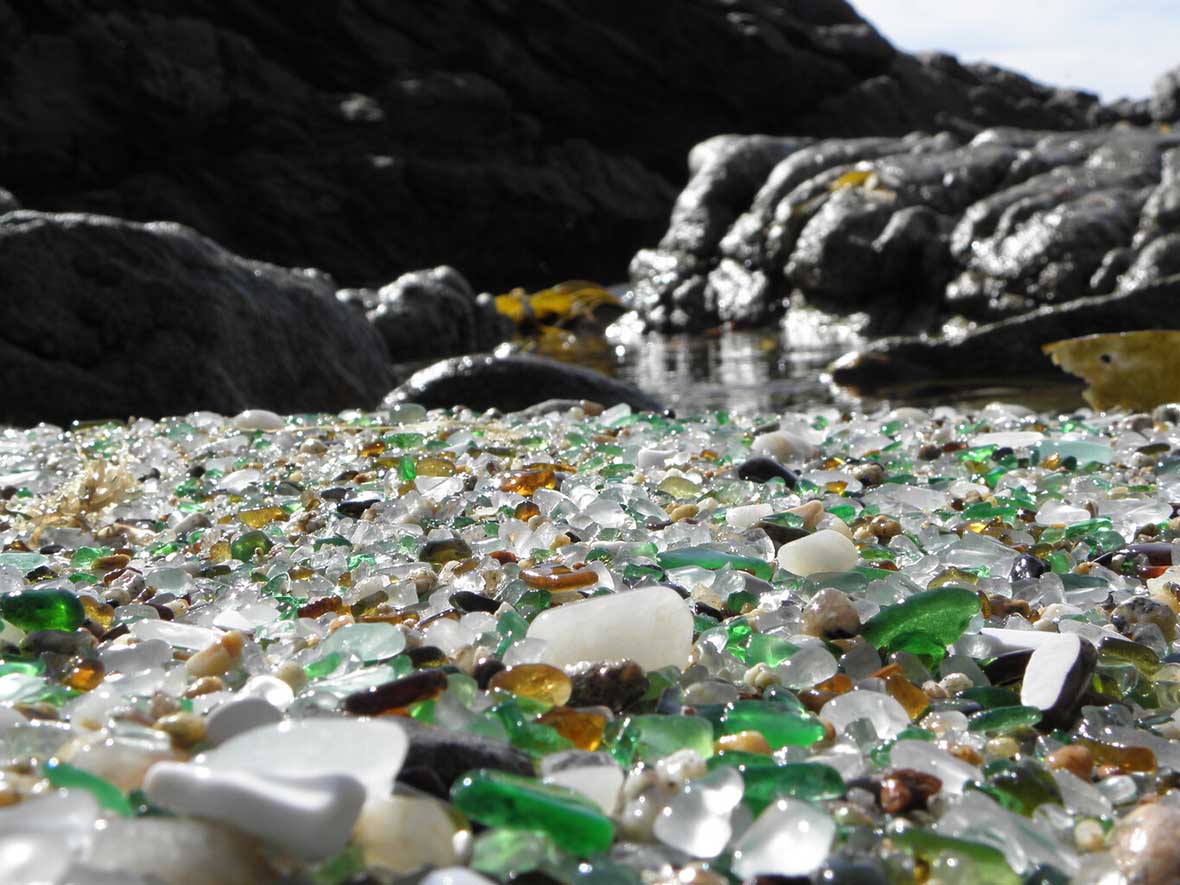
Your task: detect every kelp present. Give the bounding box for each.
[1044,330,1180,410]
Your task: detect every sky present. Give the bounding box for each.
[853,0,1180,102]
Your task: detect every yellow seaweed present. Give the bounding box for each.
[1043,330,1180,410]
[494,281,620,327]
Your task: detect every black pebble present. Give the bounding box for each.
[738,456,798,487]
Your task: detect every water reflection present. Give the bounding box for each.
[616,329,839,415]
[605,321,1085,416]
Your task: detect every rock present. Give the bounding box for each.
[829,273,1180,393]
[196,718,408,800]
[1019,634,1098,730]
[0,2,1100,294]
[354,794,461,874]
[398,719,534,796]
[635,125,1180,337]
[801,587,862,639]
[1152,64,1180,123]
[143,764,367,860]
[0,188,18,213]
[1113,802,1180,884]
[204,696,283,745]
[340,266,510,363]
[0,211,393,426]
[78,816,276,885]
[385,353,663,413]
[776,529,858,577]
[737,456,799,486]
[527,585,693,671]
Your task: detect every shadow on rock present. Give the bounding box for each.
[0,211,394,426]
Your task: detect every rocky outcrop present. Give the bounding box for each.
[385,353,663,413]
[633,128,1180,332]
[0,211,394,426]
[829,274,1180,392]
[0,0,1102,292]
[338,266,511,365]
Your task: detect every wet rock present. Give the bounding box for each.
[1118,233,1180,292]
[339,266,510,363]
[0,211,393,426]
[634,125,1180,334]
[398,720,534,796]
[385,354,662,414]
[830,273,1180,393]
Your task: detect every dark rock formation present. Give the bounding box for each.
[1152,65,1180,123]
[0,0,1101,292]
[633,128,1180,333]
[338,266,511,364]
[0,211,394,426]
[385,353,663,413]
[829,274,1180,392]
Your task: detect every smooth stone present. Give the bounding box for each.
[726,503,774,531]
[238,674,295,710]
[129,619,223,650]
[540,751,625,814]
[144,764,366,860]
[1019,633,1097,729]
[776,529,858,577]
[980,627,1071,654]
[889,740,980,793]
[422,869,497,885]
[968,431,1045,448]
[0,789,99,838]
[204,696,283,745]
[1112,802,1180,883]
[737,456,799,487]
[822,691,911,740]
[101,638,172,672]
[528,585,693,671]
[638,447,675,470]
[653,766,744,858]
[0,833,72,884]
[751,430,817,463]
[79,814,277,884]
[198,718,407,800]
[354,794,460,874]
[731,797,834,878]
[399,720,534,796]
[231,409,285,431]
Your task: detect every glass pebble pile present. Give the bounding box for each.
[4,400,1180,882]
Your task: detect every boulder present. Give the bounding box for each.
[0,211,394,426]
[633,126,1180,333]
[385,353,663,414]
[338,266,511,364]
[0,0,1101,292]
[828,274,1180,393]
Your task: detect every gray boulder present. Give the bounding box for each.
[339,266,511,364]
[385,353,663,414]
[0,211,394,426]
